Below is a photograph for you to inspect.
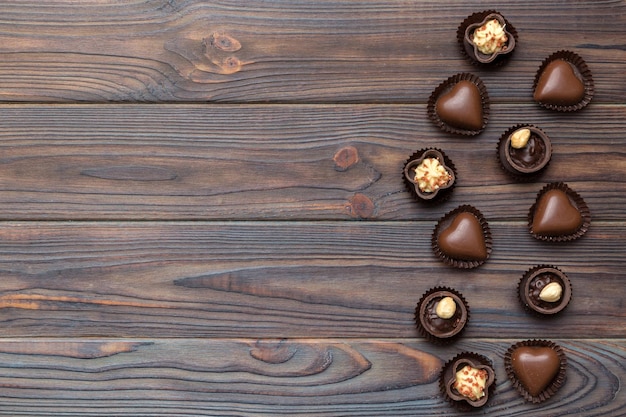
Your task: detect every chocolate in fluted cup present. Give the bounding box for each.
[504,340,567,403]
[414,286,469,344]
[457,10,518,67]
[432,205,492,269]
[518,265,572,316]
[533,50,594,112]
[440,352,496,411]
[403,148,456,204]
[496,124,552,182]
[528,182,591,242]
[427,73,490,136]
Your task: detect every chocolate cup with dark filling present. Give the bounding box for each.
[427,73,490,136]
[415,286,469,344]
[505,340,567,403]
[528,182,591,242]
[458,10,518,66]
[518,265,572,316]
[497,124,552,181]
[440,352,496,411]
[403,148,456,204]
[432,205,492,269]
[533,50,594,112]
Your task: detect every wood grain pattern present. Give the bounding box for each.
[0,221,623,339]
[0,0,625,415]
[0,339,623,416]
[0,0,623,103]
[0,104,624,220]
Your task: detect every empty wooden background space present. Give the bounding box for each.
[0,1,624,415]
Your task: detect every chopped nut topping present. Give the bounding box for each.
[472,19,508,55]
[539,282,563,302]
[414,157,452,193]
[510,128,531,149]
[436,296,457,319]
[454,365,488,401]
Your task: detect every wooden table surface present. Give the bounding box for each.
[0,1,624,415]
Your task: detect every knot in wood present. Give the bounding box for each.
[220,56,242,74]
[333,146,359,171]
[346,193,375,219]
[208,31,242,52]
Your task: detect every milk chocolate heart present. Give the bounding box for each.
[510,346,560,397]
[534,59,585,106]
[532,189,582,236]
[435,80,484,131]
[438,212,487,261]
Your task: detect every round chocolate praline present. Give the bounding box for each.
[458,10,518,66]
[518,265,572,315]
[415,287,469,343]
[497,125,552,181]
[403,148,456,204]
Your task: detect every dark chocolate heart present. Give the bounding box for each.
[438,212,487,261]
[511,346,560,397]
[532,189,582,236]
[534,59,585,106]
[435,81,484,131]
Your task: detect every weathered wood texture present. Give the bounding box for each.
[0,0,625,415]
[0,339,623,416]
[0,1,623,103]
[0,104,624,221]
[0,221,624,339]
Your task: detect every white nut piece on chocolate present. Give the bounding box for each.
[436,296,457,319]
[539,282,563,302]
[510,128,531,149]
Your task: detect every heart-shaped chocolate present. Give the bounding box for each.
[532,189,582,236]
[534,59,585,106]
[511,346,560,397]
[438,212,487,261]
[435,80,484,131]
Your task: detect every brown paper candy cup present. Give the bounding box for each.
[414,286,469,344]
[496,124,552,182]
[518,265,572,316]
[457,10,518,67]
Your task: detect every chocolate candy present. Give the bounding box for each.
[511,346,561,397]
[403,148,456,204]
[433,205,492,269]
[459,11,517,66]
[518,265,572,315]
[438,212,487,261]
[497,125,552,181]
[415,287,469,343]
[533,50,593,111]
[534,59,585,106]
[435,80,484,131]
[505,340,567,403]
[532,189,582,235]
[427,73,489,135]
[441,352,496,410]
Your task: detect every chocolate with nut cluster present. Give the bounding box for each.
[518,265,572,315]
[497,125,552,181]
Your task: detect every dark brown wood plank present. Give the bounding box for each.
[0,0,623,103]
[0,221,623,339]
[0,338,623,416]
[0,104,624,221]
